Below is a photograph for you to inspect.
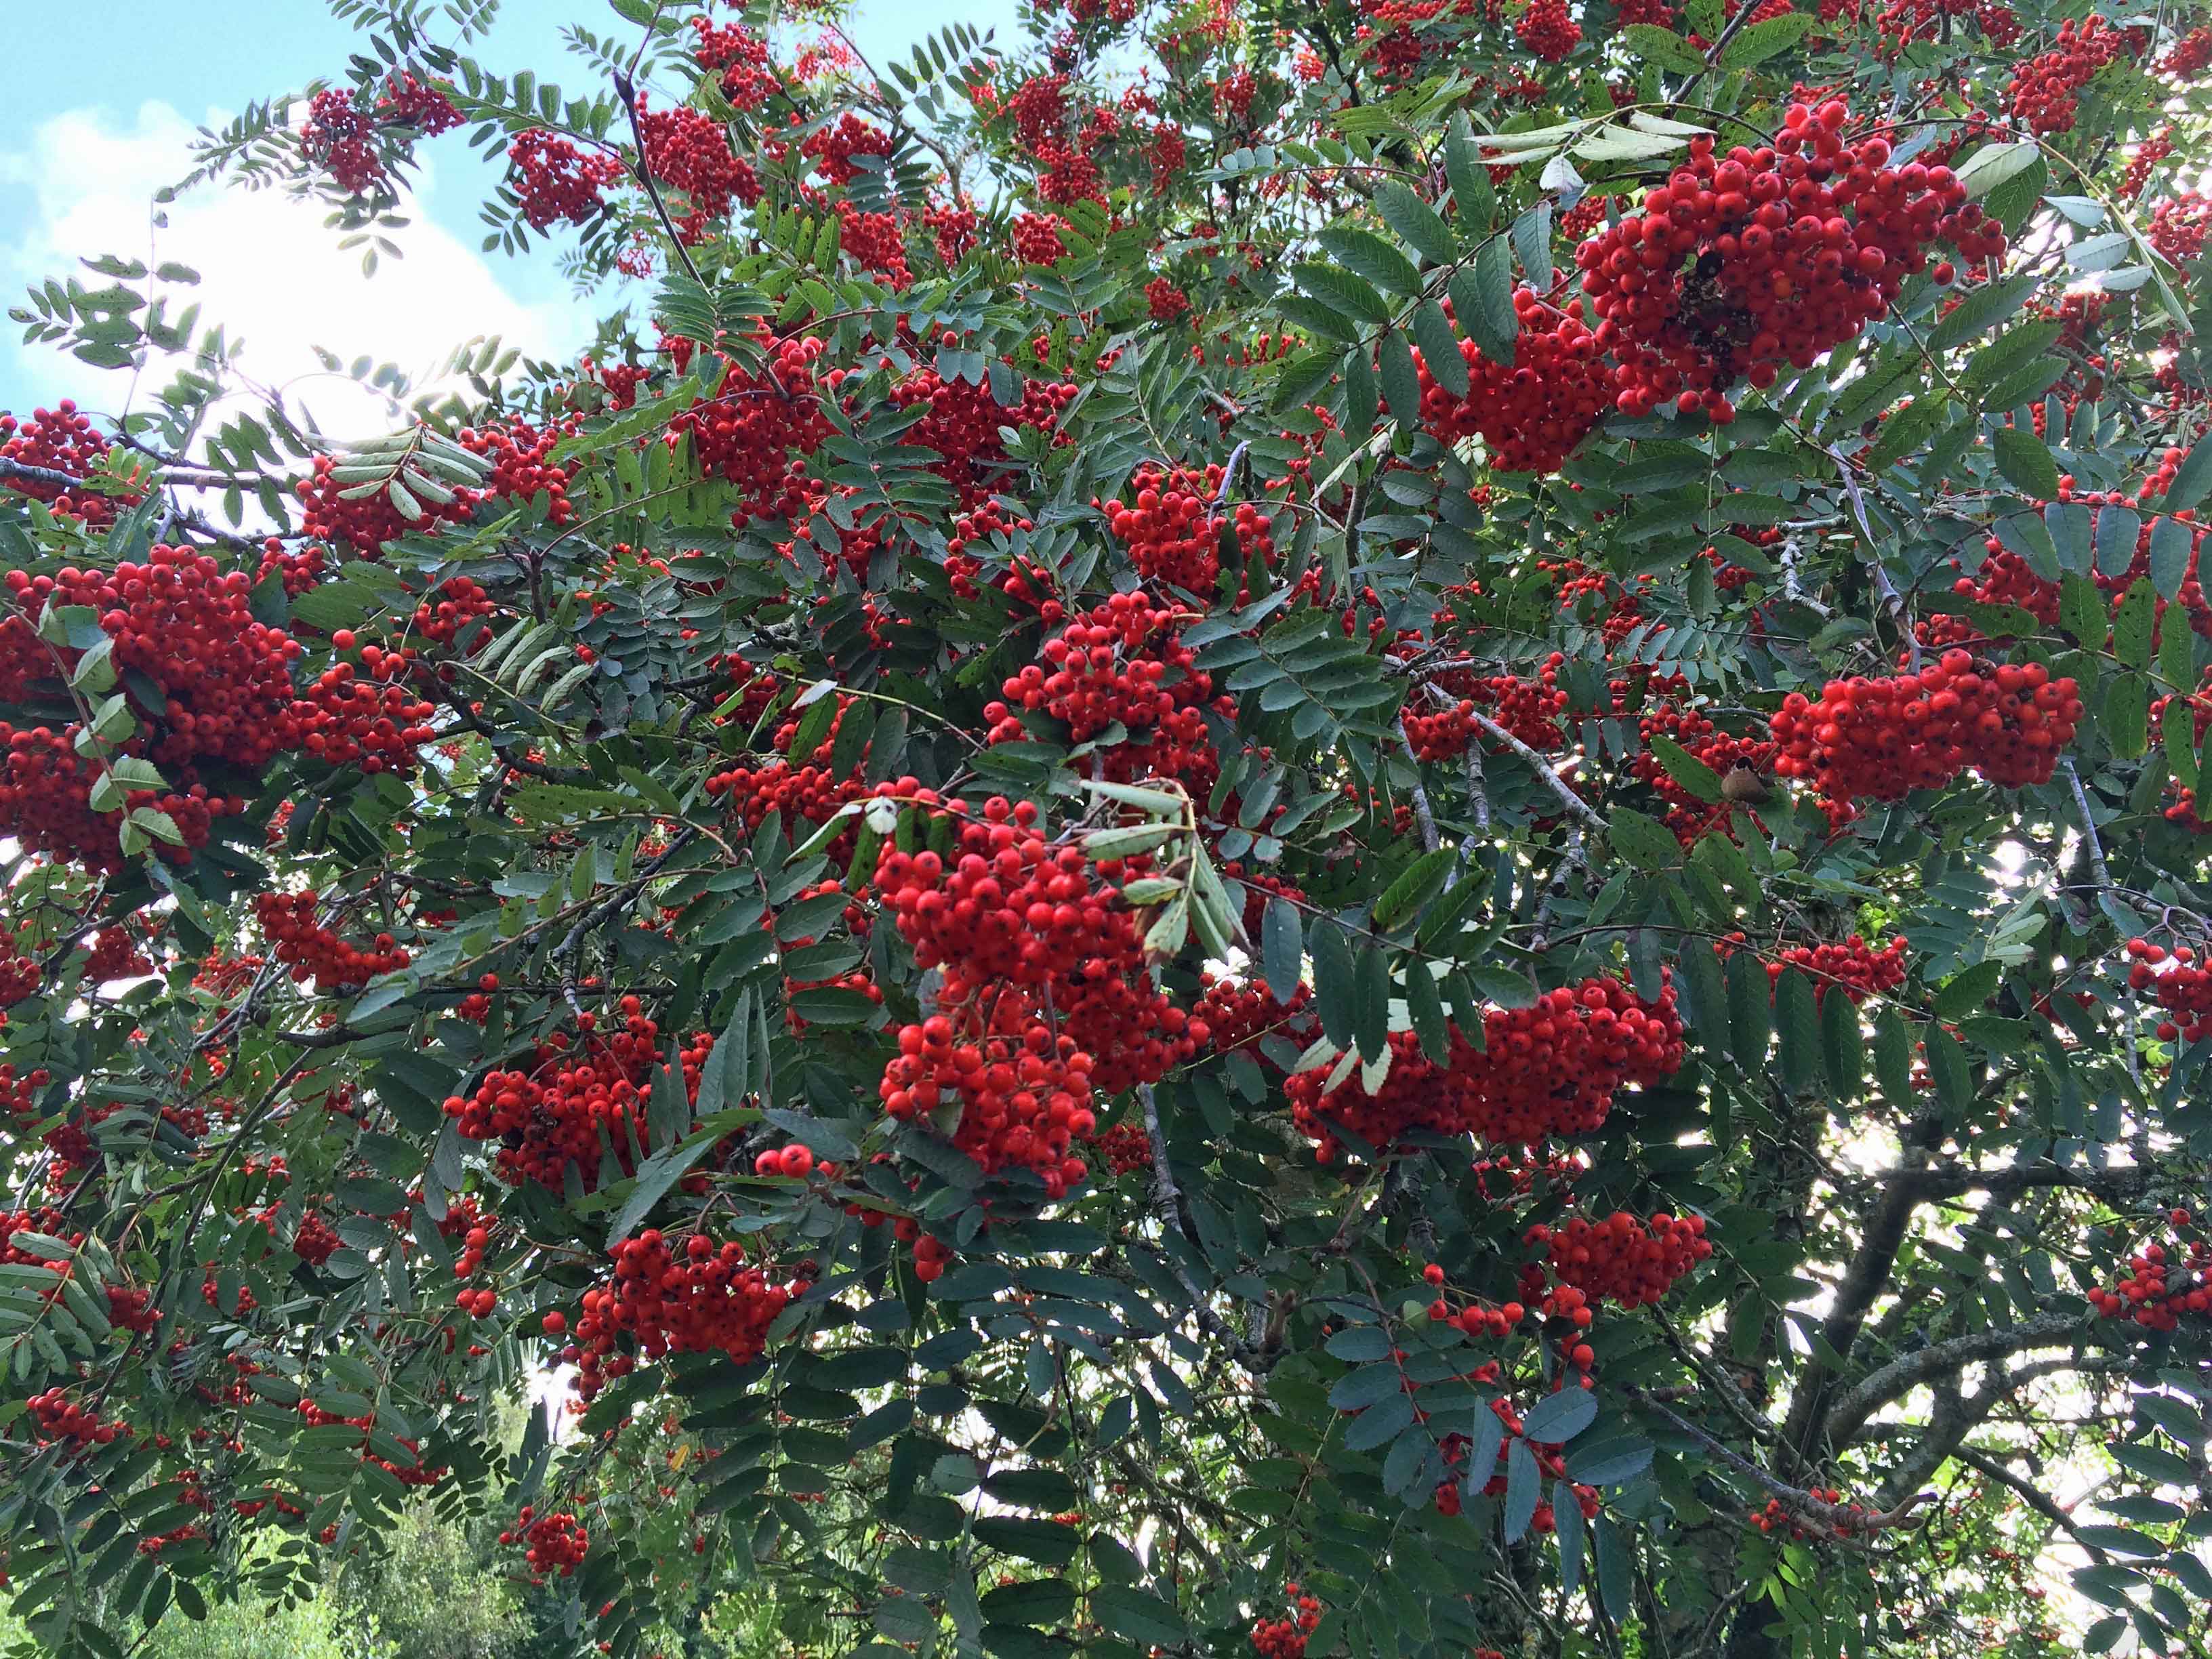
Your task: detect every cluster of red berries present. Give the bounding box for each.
[1146,278,1191,321]
[690,16,785,110]
[1250,1586,1322,1659]
[1012,212,1070,266]
[457,417,578,527]
[1197,975,1316,1057]
[1287,975,1684,1159]
[800,112,895,188]
[0,550,321,868]
[1097,1120,1154,1174]
[987,591,1228,789]
[0,929,38,1006]
[0,401,134,525]
[1417,289,1613,474]
[457,1285,499,1319]
[1530,1211,1713,1310]
[1753,1488,1862,1537]
[1725,932,1910,1005]
[2123,938,2212,1046]
[2086,1218,2210,1330]
[253,892,409,991]
[1104,464,1274,594]
[294,659,438,774]
[24,1390,124,1456]
[1625,702,1778,844]
[570,1230,807,1401]
[1770,651,2082,803]
[503,1507,589,1581]
[671,333,835,527]
[2149,192,2212,272]
[291,453,460,553]
[1515,0,1581,61]
[443,1004,717,1192]
[508,129,624,229]
[375,72,461,136]
[1439,1394,1602,1528]
[884,364,1076,507]
[2007,16,2132,135]
[640,101,760,241]
[1576,104,2003,421]
[300,89,388,195]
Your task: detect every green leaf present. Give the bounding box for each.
[1725,947,1771,1068]
[1719,9,1816,65]
[1090,1585,1185,1647]
[1620,24,1705,73]
[1374,848,1456,930]
[1454,238,1517,367]
[2160,428,2212,511]
[1317,226,1423,298]
[1375,182,1456,266]
[1933,960,2001,1021]
[1262,899,1304,1003]
[1608,806,1682,872]
[1311,921,1356,1049]
[1377,329,1423,426]
[1645,735,1725,804]
[2113,579,2157,670]
[1774,967,1821,1093]
[1954,140,2041,201]
[1520,1388,1598,1443]
[1294,261,1392,327]
[1353,943,1391,1062]
[1992,426,2059,499]
[1412,300,1469,399]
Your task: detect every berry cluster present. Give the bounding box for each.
[443,1004,718,1191]
[872,796,1205,1187]
[508,129,624,229]
[1769,650,2083,803]
[884,364,1076,507]
[987,592,1229,789]
[571,1230,807,1400]
[0,401,136,525]
[1529,1211,1713,1309]
[300,89,387,196]
[2148,192,2212,272]
[1197,974,1316,1057]
[690,16,785,110]
[2086,1224,2211,1330]
[640,102,760,241]
[1769,933,1909,1004]
[502,1507,589,1581]
[0,550,316,869]
[670,333,835,528]
[1576,104,2003,421]
[254,893,410,991]
[294,659,437,774]
[2007,17,2131,136]
[2124,937,2212,1046]
[1515,0,1582,62]
[1250,1586,1323,1659]
[1286,975,1684,1158]
[1416,290,1613,474]
[1104,464,1275,594]
[26,1390,125,1452]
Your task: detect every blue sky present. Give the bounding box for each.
[0,0,1020,413]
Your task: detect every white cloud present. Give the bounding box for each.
[0,100,586,435]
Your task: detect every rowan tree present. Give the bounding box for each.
[2,1,2211,1656]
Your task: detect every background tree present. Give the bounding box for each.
[2,0,2211,1656]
